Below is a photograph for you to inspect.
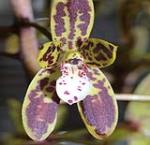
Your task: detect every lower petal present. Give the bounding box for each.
[77,66,118,139]
[22,68,60,141]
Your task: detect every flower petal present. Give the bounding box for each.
[51,0,94,50]
[37,41,62,68]
[56,63,91,105]
[77,66,118,139]
[22,68,61,141]
[78,38,117,68]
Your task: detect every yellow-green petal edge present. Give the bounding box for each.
[79,38,118,68]
[22,68,60,141]
[37,41,62,68]
[78,66,118,139]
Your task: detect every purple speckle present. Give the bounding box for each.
[40,78,49,90]
[77,4,91,35]
[87,71,96,81]
[74,96,78,101]
[40,44,56,66]
[54,2,66,36]
[64,91,70,95]
[68,100,73,104]
[67,0,91,39]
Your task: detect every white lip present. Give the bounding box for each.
[56,62,91,105]
[56,75,91,105]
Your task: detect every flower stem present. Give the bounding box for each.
[10,0,40,76]
[116,94,150,101]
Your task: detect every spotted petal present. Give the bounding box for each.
[77,66,118,139]
[56,62,91,105]
[51,0,94,50]
[78,38,117,68]
[22,68,61,141]
[37,41,62,68]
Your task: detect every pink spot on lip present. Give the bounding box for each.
[68,100,73,104]
[63,71,68,74]
[64,67,68,69]
[77,86,82,91]
[64,91,70,95]
[74,96,78,101]
[77,88,82,91]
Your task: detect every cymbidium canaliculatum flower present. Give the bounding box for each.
[22,0,118,141]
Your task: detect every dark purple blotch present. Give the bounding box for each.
[54,2,66,36]
[67,0,91,39]
[79,40,115,66]
[40,44,59,66]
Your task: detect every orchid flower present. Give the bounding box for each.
[22,0,118,142]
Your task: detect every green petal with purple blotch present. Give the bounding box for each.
[37,41,62,68]
[77,66,118,139]
[78,38,117,68]
[22,68,61,141]
[51,0,94,50]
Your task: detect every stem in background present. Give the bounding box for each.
[21,21,52,40]
[0,26,17,37]
[59,94,150,104]
[116,94,150,101]
[10,0,40,76]
[0,21,52,40]
[0,52,20,59]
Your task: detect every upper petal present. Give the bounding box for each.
[37,41,62,68]
[51,0,94,50]
[78,38,118,68]
[22,68,61,141]
[77,66,118,139]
